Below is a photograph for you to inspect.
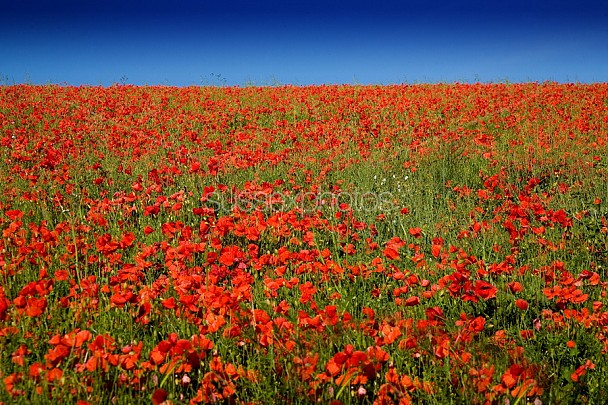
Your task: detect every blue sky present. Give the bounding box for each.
[1,0,607,86]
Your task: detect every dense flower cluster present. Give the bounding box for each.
[0,83,607,403]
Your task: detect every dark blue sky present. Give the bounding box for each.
[1,0,607,86]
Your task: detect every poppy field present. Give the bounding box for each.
[1,83,608,404]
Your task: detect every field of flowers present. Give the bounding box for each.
[0,83,607,404]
